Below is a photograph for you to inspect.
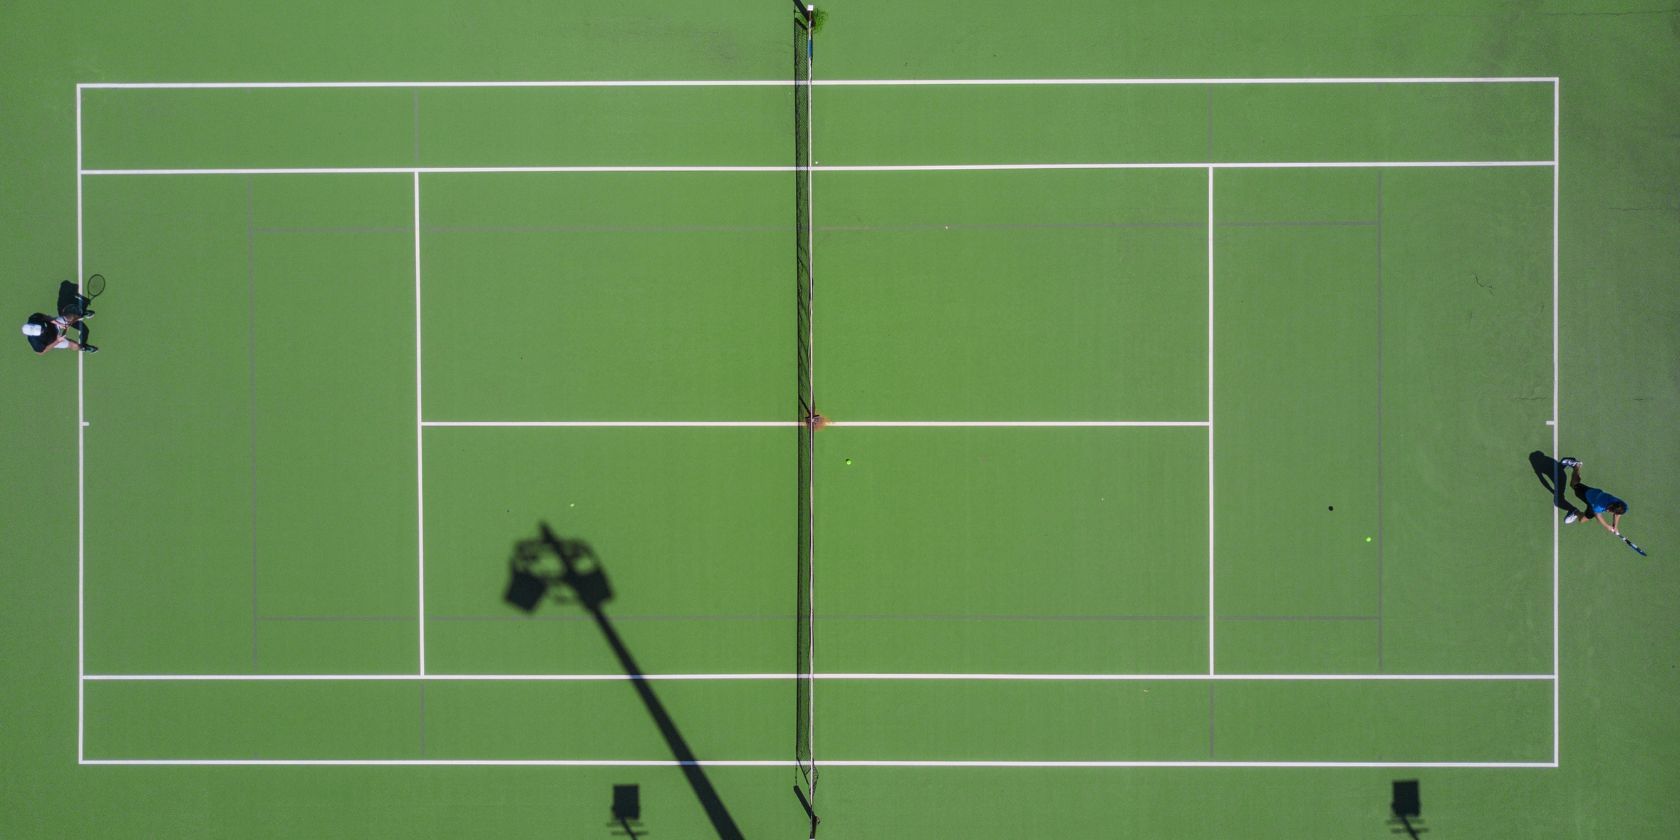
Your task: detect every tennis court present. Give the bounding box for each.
[6,3,1677,838]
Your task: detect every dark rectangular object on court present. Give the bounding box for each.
[612,784,641,821]
[503,569,547,612]
[1392,779,1421,817]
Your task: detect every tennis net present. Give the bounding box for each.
[792,3,817,802]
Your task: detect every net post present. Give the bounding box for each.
[791,0,814,26]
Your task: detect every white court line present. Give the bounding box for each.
[421,421,1210,428]
[1551,78,1562,766]
[413,172,425,676]
[818,161,1555,171]
[75,85,86,765]
[82,759,794,766]
[79,161,1557,176]
[811,77,1561,86]
[73,74,1563,771]
[828,760,1557,768]
[77,758,1558,768]
[87,674,787,681]
[425,421,798,428]
[82,672,1557,682]
[81,166,788,176]
[820,673,1556,681]
[76,76,1558,90]
[830,421,1207,428]
[1206,166,1217,676]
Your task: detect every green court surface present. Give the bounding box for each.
[4,3,1678,839]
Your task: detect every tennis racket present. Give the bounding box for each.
[85,273,106,299]
[1619,534,1648,557]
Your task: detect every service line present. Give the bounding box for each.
[422,421,1210,428]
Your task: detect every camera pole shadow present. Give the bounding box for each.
[506,523,745,840]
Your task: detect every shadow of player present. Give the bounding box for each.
[1527,451,1582,517]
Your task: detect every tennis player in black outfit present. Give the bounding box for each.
[20,280,97,354]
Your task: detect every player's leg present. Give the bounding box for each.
[1553,458,1586,522]
[1563,462,1597,515]
[52,332,96,353]
[55,315,88,343]
[56,280,89,318]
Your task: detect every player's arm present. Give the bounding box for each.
[1596,513,1618,534]
[1610,512,1622,534]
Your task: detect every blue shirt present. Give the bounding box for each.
[1584,487,1625,515]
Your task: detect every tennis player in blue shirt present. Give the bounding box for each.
[1559,458,1628,536]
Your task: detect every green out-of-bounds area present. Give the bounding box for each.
[5,2,1678,839]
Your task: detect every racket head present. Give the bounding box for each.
[85,274,106,298]
[1623,537,1647,557]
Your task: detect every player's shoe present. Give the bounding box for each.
[1559,457,1581,468]
[1563,511,1580,524]
[82,343,99,353]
